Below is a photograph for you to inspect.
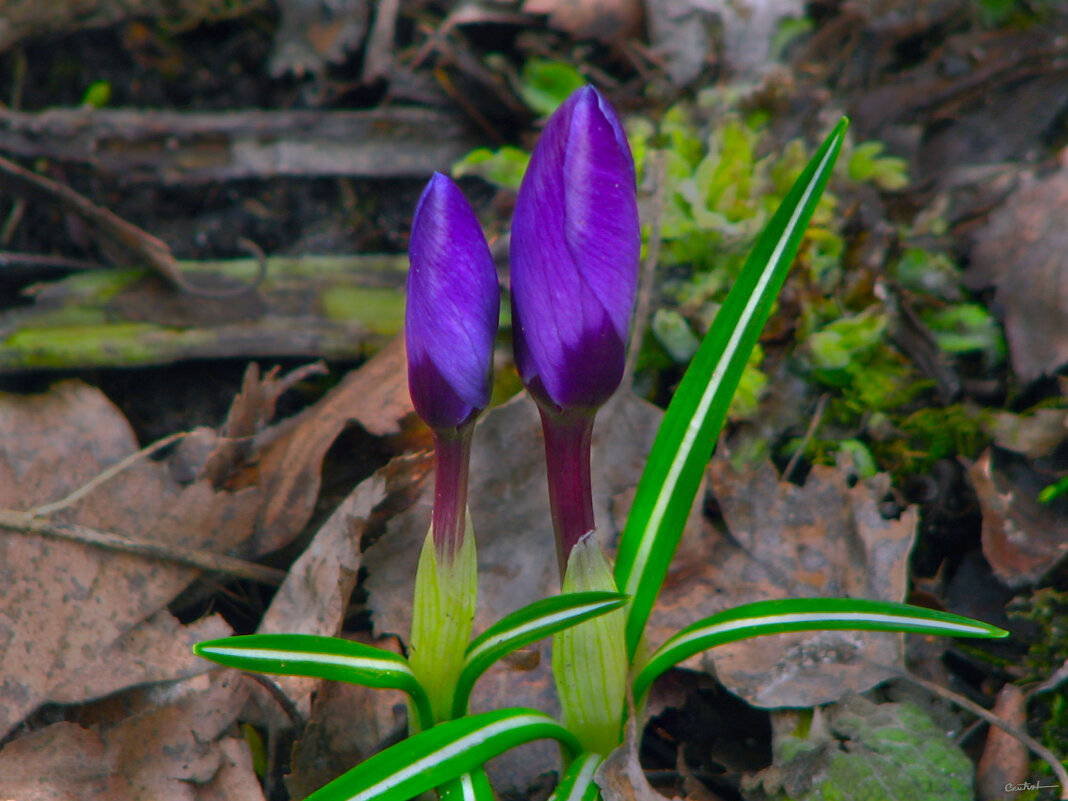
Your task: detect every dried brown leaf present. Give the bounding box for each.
[0,673,254,801]
[196,737,267,801]
[248,471,388,723]
[269,0,370,77]
[976,684,1029,801]
[597,713,673,801]
[0,380,259,737]
[251,335,413,555]
[970,449,1068,587]
[523,0,643,43]
[647,457,917,708]
[966,166,1068,382]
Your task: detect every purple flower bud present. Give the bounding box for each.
[510,86,640,413]
[407,172,499,433]
[407,173,499,561]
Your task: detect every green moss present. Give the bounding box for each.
[2,322,206,368]
[320,287,405,333]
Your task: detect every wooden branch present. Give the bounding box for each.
[0,107,479,184]
[0,0,267,53]
[0,254,409,370]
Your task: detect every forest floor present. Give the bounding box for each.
[0,1,1067,800]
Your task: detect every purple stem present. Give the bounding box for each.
[538,406,597,577]
[432,424,474,563]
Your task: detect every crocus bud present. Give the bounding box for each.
[509,86,640,571]
[406,173,497,723]
[406,172,499,560]
[510,85,639,413]
[407,172,499,434]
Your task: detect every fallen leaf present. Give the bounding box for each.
[976,684,1029,801]
[196,736,268,801]
[646,456,917,708]
[251,471,389,722]
[524,0,643,43]
[363,390,663,792]
[48,610,232,704]
[269,0,370,77]
[249,335,414,555]
[646,0,804,86]
[966,166,1068,382]
[597,713,672,801]
[644,0,717,86]
[969,449,1068,587]
[0,380,259,738]
[991,408,1068,460]
[0,672,256,801]
[201,361,328,486]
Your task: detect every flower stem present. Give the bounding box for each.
[432,424,474,563]
[538,407,596,576]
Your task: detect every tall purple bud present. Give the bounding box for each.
[406,172,498,723]
[510,86,640,573]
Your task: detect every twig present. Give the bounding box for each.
[0,250,101,271]
[31,431,190,517]
[1028,659,1068,698]
[624,150,666,383]
[882,664,1068,798]
[782,393,830,482]
[0,508,287,585]
[0,154,265,298]
[243,672,304,729]
[0,201,26,247]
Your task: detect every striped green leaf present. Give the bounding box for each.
[632,598,1009,703]
[453,591,627,718]
[194,633,433,731]
[438,769,495,801]
[304,708,583,801]
[548,752,603,801]
[614,119,850,659]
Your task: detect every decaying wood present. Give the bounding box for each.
[0,254,410,370]
[0,0,266,53]
[0,106,479,184]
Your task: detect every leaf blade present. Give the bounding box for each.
[454,591,627,718]
[615,118,850,659]
[194,633,433,730]
[632,598,1009,703]
[304,708,582,801]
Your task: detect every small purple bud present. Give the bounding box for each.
[407,172,499,560]
[510,86,640,413]
[407,172,499,433]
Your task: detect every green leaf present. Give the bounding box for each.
[453,591,627,718]
[193,634,434,731]
[304,708,582,801]
[549,752,603,801]
[452,146,530,191]
[631,598,1008,703]
[518,59,586,117]
[438,769,495,801]
[614,118,850,659]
